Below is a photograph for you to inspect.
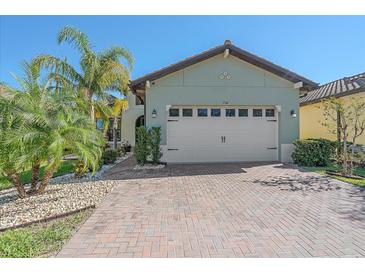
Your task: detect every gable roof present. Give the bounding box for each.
[299,72,365,106]
[129,40,318,93]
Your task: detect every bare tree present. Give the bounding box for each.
[321,96,365,176]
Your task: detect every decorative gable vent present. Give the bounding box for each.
[219,71,232,80]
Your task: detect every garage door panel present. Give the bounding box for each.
[166,106,278,163]
[223,145,277,161]
[167,149,193,163]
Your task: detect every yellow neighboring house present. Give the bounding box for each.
[300,72,365,144]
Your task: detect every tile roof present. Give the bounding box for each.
[129,40,318,93]
[300,72,365,105]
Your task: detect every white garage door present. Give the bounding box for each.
[166,106,278,163]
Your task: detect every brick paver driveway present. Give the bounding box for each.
[58,159,365,257]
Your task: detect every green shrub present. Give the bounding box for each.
[73,161,87,178]
[123,142,132,153]
[149,127,163,164]
[102,149,118,165]
[292,138,337,166]
[134,126,150,165]
[117,142,132,156]
[117,146,125,157]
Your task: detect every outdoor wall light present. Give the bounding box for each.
[290,110,297,118]
[152,109,157,118]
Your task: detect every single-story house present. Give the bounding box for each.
[300,72,365,144]
[120,40,319,163]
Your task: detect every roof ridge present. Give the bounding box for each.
[129,40,318,91]
[130,44,225,85]
[228,44,317,86]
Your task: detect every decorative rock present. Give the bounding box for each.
[0,153,133,230]
[49,152,132,185]
[0,180,116,230]
[133,164,165,170]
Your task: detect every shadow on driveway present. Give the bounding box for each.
[103,156,280,180]
[253,175,342,192]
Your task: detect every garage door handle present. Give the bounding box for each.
[167,148,179,151]
[267,147,277,150]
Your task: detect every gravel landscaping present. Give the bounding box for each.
[0,180,116,230]
[49,152,132,184]
[0,153,132,231]
[133,164,165,170]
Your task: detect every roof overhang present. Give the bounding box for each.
[129,40,319,94]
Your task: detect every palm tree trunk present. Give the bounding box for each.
[8,172,27,199]
[90,101,95,124]
[36,168,54,194]
[30,160,41,192]
[87,89,95,124]
[113,117,118,150]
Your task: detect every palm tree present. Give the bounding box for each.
[0,88,28,198]
[1,61,105,197]
[34,26,133,123]
[110,98,128,149]
[7,61,52,192]
[23,83,104,194]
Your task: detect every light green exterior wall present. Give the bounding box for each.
[145,54,300,161]
[121,94,144,146]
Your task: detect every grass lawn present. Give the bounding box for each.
[0,209,91,258]
[0,160,76,191]
[304,163,365,187]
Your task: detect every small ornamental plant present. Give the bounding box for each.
[134,126,150,165]
[149,127,163,164]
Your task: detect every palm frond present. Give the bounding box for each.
[58,26,92,55]
[99,46,134,70]
[33,55,83,84]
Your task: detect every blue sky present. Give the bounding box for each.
[1,16,365,91]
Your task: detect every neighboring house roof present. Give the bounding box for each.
[129,40,318,93]
[299,72,365,106]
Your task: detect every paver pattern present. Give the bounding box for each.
[58,159,365,257]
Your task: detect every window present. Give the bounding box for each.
[225,108,236,117]
[211,108,221,117]
[197,108,208,117]
[265,109,275,117]
[182,108,193,117]
[253,109,263,117]
[238,109,248,117]
[169,108,179,117]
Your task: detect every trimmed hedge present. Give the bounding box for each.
[292,138,337,166]
[134,126,150,165]
[134,126,163,165]
[149,127,162,164]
